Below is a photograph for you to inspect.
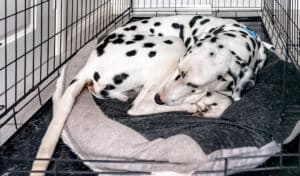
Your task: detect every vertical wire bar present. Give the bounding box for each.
[224,158,228,176]
[4,0,8,112]
[92,0,96,37]
[14,0,18,104]
[80,0,83,47]
[64,0,69,60]
[47,0,51,74]
[70,0,74,54]
[85,0,88,43]
[96,0,99,34]
[40,0,44,82]
[32,0,36,88]
[53,0,57,70]
[75,0,79,51]
[89,0,92,40]
[24,0,27,95]
[59,0,63,65]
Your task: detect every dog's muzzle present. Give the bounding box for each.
[154,93,165,105]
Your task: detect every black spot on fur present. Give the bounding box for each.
[200,19,210,25]
[126,50,137,57]
[191,90,196,93]
[164,40,173,44]
[93,72,100,82]
[210,52,215,56]
[257,41,261,49]
[126,41,135,45]
[150,28,155,34]
[187,46,192,52]
[171,23,184,41]
[227,69,237,86]
[192,29,198,36]
[121,73,129,79]
[231,50,236,55]
[172,23,180,28]
[233,24,241,27]
[187,82,199,88]
[69,79,77,85]
[217,75,226,81]
[189,15,203,28]
[148,51,156,58]
[227,82,234,92]
[106,33,117,40]
[253,59,263,73]
[144,42,155,48]
[239,31,248,36]
[133,35,144,41]
[141,20,148,23]
[175,74,181,81]
[117,34,125,38]
[112,73,129,85]
[213,28,224,35]
[218,44,224,49]
[96,41,109,56]
[236,55,243,61]
[154,22,161,26]
[224,33,236,38]
[208,27,216,33]
[248,56,252,64]
[112,38,124,44]
[206,92,212,96]
[158,33,163,36]
[241,34,247,38]
[104,84,115,90]
[124,25,137,31]
[210,37,218,43]
[246,43,251,51]
[185,38,191,47]
[250,37,256,49]
[100,90,109,97]
[239,71,244,78]
[197,42,202,47]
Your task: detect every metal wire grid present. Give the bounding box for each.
[0,0,299,175]
[0,0,131,142]
[1,152,300,175]
[131,0,263,16]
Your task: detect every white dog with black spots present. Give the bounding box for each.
[31,15,277,175]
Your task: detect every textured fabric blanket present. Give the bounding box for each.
[61,50,300,175]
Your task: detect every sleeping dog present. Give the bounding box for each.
[31,15,275,175]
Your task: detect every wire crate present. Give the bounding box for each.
[0,0,299,175]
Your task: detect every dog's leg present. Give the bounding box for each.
[31,70,87,176]
[127,86,200,115]
[193,92,232,118]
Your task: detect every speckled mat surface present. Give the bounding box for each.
[58,49,300,175]
[95,50,300,153]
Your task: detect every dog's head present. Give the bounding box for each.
[155,42,232,105]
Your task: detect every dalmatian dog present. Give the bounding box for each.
[31,15,276,175]
[154,23,270,116]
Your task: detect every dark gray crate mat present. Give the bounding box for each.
[94,50,300,154]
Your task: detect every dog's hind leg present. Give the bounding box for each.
[31,69,88,176]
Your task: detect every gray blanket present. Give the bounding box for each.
[61,50,300,175]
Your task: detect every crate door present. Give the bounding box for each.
[0,0,57,116]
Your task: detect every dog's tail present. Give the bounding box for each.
[31,66,88,176]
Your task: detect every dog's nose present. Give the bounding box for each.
[154,93,165,105]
